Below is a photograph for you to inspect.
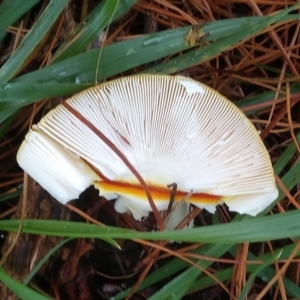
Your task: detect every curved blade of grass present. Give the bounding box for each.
[277,160,300,200]
[114,237,300,299]
[187,244,300,297]
[0,266,50,300]
[238,249,283,300]
[0,12,298,116]
[14,14,287,85]
[11,27,201,84]
[0,17,297,117]
[0,0,69,83]
[1,136,299,243]
[0,209,300,243]
[273,132,300,176]
[237,83,300,115]
[235,246,300,298]
[0,25,205,116]
[0,108,19,126]
[254,147,300,216]
[0,188,22,202]
[148,244,232,300]
[0,0,40,37]
[0,110,18,142]
[112,244,216,300]
[0,83,93,110]
[144,5,300,75]
[53,0,136,61]
[2,81,299,119]
[23,237,73,286]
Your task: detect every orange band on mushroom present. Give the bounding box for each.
[96,180,222,204]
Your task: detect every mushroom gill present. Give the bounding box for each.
[17,75,278,221]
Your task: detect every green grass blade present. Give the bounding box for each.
[258,146,300,215]
[14,14,291,85]
[244,247,300,298]
[0,110,18,142]
[53,0,136,61]
[111,244,213,300]
[1,11,297,118]
[0,210,300,243]
[114,243,300,300]
[112,215,243,299]
[273,132,300,175]
[0,188,22,202]
[277,160,300,200]
[0,108,19,126]
[0,0,69,83]
[0,0,40,34]
[237,83,300,115]
[12,26,199,84]
[238,249,283,300]
[144,5,300,75]
[0,266,50,300]
[23,237,73,286]
[148,244,231,300]
[186,244,300,298]
[0,83,93,110]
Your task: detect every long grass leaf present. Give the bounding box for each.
[273,132,300,175]
[0,210,300,243]
[0,0,40,34]
[148,244,231,300]
[23,237,73,286]
[0,0,69,83]
[0,83,93,110]
[53,0,136,61]
[0,266,50,300]
[239,249,283,300]
[144,6,300,75]
[237,83,300,115]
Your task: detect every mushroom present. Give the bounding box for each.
[17,75,278,224]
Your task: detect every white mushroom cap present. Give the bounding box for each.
[17,126,100,203]
[17,75,278,219]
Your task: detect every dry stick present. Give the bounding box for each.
[68,202,230,297]
[248,0,299,78]
[126,257,154,300]
[266,241,287,300]
[248,0,300,125]
[0,7,66,265]
[166,182,177,213]
[66,203,106,226]
[153,0,197,24]
[87,0,165,230]
[0,206,17,219]
[0,12,66,267]
[130,198,199,298]
[260,97,299,140]
[255,241,300,300]
[129,239,232,298]
[269,22,300,129]
[0,174,27,266]
[1,10,67,265]
[61,101,164,231]
[275,175,300,209]
[130,209,230,299]
[95,0,119,85]
[286,83,300,157]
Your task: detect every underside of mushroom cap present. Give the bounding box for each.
[17,74,278,217]
[17,126,100,203]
